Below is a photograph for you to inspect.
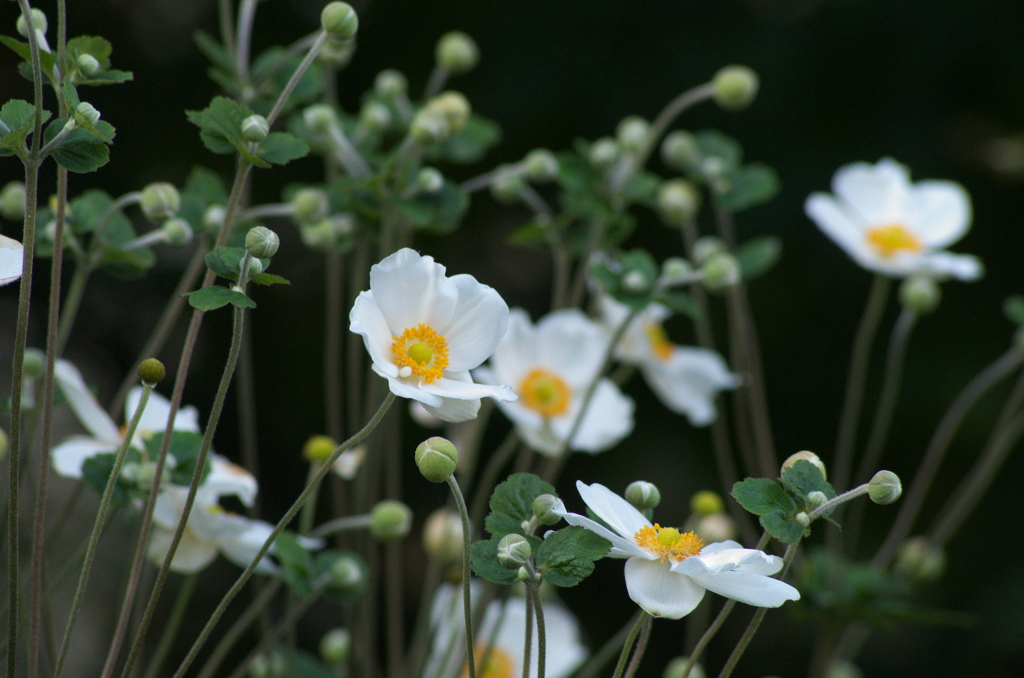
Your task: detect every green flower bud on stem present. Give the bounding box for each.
[203,205,226,232]
[626,481,662,511]
[701,252,740,291]
[895,536,946,582]
[138,358,166,385]
[140,183,181,222]
[691,236,726,266]
[657,179,702,226]
[319,628,351,667]
[370,500,412,540]
[327,553,366,595]
[868,470,902,505]
[659,257,695,286]
[781,450,828,480]
[497,534,532,570]
[359,101,391,133]
[690,490,723,516]
[417,167,445,194]
[532,494,562,526]
[17,9,48,37]
[588,137,620,169]
[795,511,811,527]
[242,114,269,143]
[319,37,356,69]
[489,168,525,204]
[523,149,559,182]
[409,108,450,146]
[374,69,408,98]
[899,275,941,314]
[21,349,45,378]
[76,102,101,125]
[321,2,359,41]
[660,130,700,171]
[616,116,650,154]
[663,656,706,678]
[415,436,458,483]
[423,508,463,561]
[436,31,479,74]
[245,226,280,259]
[303,434,338,463]
[806,490,828,509]
[622,270,651,294]
[292,188,330,224]
[76,54,101,77]
[712,65,760,111]
[161,218,193,246]
[304,104,337,135]
[0,182,27,220]
[427,91,471,134]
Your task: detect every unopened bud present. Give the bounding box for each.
[303,435,337,463]
[899,275,941,314]
[657,179,702,225]
[292,188,330,224]
[76,54,101,77]
[245,226,279,259]
[304,104,337,135]
[327,553,367,595]
[693,513,736,543]
[161,218,193,246]
[806,491,828,508]
[490,168,525,204]
[16,10,48,38]
[588,137,620,169]
[300,215,354,251]
[690,490,723,516]
[21,349,45,378]
[626,481,662,511]
[203,205,226,232]
[532,494,562,526]
[428,91,470,134]
[140,183,181,222]
[661,130,700,171]
[691,236,726,266]
[359,101,391,133]
[137,358,166,385]
[895,536,946,582]
[781,450,828,481]
[414,436,458,483]
[241,114,269,143]
[374,69,408,98]
[663,657,706,678]
[660,257,694,286]
[868,470,902,505]
[417,167,445,194]
[0,182,27,220]
[319,628,351,667]
[523,149,559,183]
[622,270,650,293]
[409,108,450,145]
[712,65,759,111]
[370,500,412,540]
[616,116,650,154]
[795,511,811,527]
[436,31,479,74]
[321,2,359,41]
[76,102,100,125]
[701,252,740,291]
[423,508,463,561]
[497,534,532,570]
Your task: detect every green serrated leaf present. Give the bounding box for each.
[732,477,797,516]
[469,538,521,585]
[205,246,247,280]
[736,236,782,281]
[95,242,155,278]
[250,272,290,286]
[188,96,248,157]
[258,132,309,166]
[2,36,59,86]
[67,36,113,69]
[535,526,611,587]
[0,99,49,157]
[43,118,110,173]
[507,220,551,248]
[781,460,836,506]
[760,509,806,544]
[184,285,255,311]
[716,163,780,212]
[484,473,557,540]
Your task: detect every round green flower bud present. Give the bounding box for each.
[374,69,408,98]
[436,31,479,74]
[899,275,941,314]
[868,470,902,505]
[523,149,559,183]
[427,91,471,135]
[138,358,166,385]
[304,104,337,136]
[321,2,359,41]
[246,653,274,678]
[532,494,562,526]
[659,257,695,286]
[423,508,463,561]
[588,137,620,169]
[489,168,525,204]
[497,534,532,570]
[657,179,702,226]
[76,102,101,125]
[417,167,445,194]
[21,348,45,378]
[203,205,226,232]
[303,434,338,463]
[77,54,101,77]
[660,130,700,171]
[616,116,650,154]
[241,114,269,143]
[795,511,811,527]
[359,101,392,133]
[663,656,706,678]
[701,252,740,291]
[894,536,946,582]
[161,218,193,247]
[245,257,265,277]
[409,108,450,145]
[806,490,828,509]
[370,500,412,540]
[622,270,651,294]
[692,236,727,265]
[693,513,736,543]
[712,65,759,111]
[319,628,351,667]
[0,182,27,220]
[16,10,48,38]
[690,490,723,516]
[140,183,181,223]
[626,481,662,511]
[245,226,280,259]
[319,37,356,69]
[781,450,827,481]
[327,553,367,595]
[415,436,458,483]
[0,427,8,464]
[300,216,352,252]
[292,188,330,224]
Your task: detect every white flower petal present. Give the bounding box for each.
[215,517,281,574]
[128,387,201,436]
[683,569,800,608]
[641,347,738,425]
[832,158,909,224]
[675,546,783,577]
[535,309,607,387]
[576,481,651,542]
[551,379,634,453]
[805,193,872,264]
[554,508,647,558]
[488,308,538,384]
[420,371,516,403]
[202,455,259,506]
[0,234,24,286]
[371,363,444,407]
[369,248,459,333]
[147,524,219,573]
[50,437,117,478]
[441,274,510,371]
[915,251,983,281]
[54,360,121,444]
[423,396,481,423]
[624,557,705,619]
[350,291,400,378]
[905,180,972,247]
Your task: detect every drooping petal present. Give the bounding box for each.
[422,395,481,423]
[202,455,259,506]
[350,291,400,378]
[550,379,634,453]
[147,526,219,573]
[54,360,121,444]
[419,371,516,402]
[675,545,783,577]
[369,249,459,333]
[683,569,800,608]
[624,557,706,619]
[50,437,117,478]
[554,509,646,558]
[441,274,510,371]
[212,516,281,574]
[576,481,652,543]
[641,347,738,425]
[0,234,24,286]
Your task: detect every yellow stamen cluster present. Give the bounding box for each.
[392,324,450,383]
[464,642,514,678]
[633,524,704,563]
[644,322,674,361]
[865,223,922,258]
[519,368,572,417]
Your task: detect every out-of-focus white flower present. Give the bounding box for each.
[476,308,634,456]
[428,582,587,678]
[349,248,516,423]
[804,158,981,280]
[598,296,738,426]
[555,482,799,619]
[0,234,23,286]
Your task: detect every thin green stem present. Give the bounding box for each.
[309,514,374,539]
[531,584,547,678]
[140,574,199,678]
[265,31,329,128]
[610,611,648,678]
[634,82,715,170]
[194,579,283,678]
[224,585,326,678]
[623,613,653,678]
[574,611,642,678]
[52,383,156,678]
[447,473,476,678]
[172,392,396,677]
[521,590,533,678]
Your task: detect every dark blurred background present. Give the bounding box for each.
[3,0,1024,676]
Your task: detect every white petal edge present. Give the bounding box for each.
[368,248,459,334]
[0,234,23,286]
[683,569,800,608]
[624,557,706,619]
[576,481,652,544]
[440,274,510,372]
[54,360,121,444]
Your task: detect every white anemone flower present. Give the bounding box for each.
[554,481,799,619]
[804,158,981,280]
[349,248,517,423]
[0,233,23,286]
[51,359,200,478]
[598,296,738,426]
[475,308,634,456]
[428,582,587,678]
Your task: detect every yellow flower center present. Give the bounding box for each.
[633,524,705,563]
[519,368,572,417]
[392,324,450,383]
[865,223,922,258]
[644,322,673,361]
[464,643,514,678]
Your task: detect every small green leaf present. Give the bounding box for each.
[620,170,661,206]
[276,531,315,596]
[692,130,743,174]
[427,114,502,164]
[2,36,59,86]
[42,118,110,173]
[507,219,552,248]
[469,538,521,585]
[535,526,611,587]
[760,510,805,544]
[736,236,782,281]
[716,163,780,212]
[144,431,210,487]
[258,132,309,166]
[192,31,236,78]
[187,96,248,157]
[0,99,48,157]
[250,272,290,286]
[184,286,256,311]
[205,246,247,280]
[732,477,797,516]
[81,450,141,505]
[484,473,557,540]
[657,290,702,319]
